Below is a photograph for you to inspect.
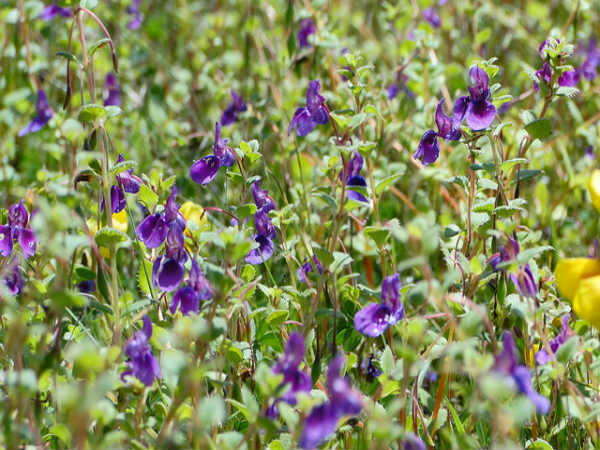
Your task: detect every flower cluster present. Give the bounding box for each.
[288,80,329,137]
[493,332,550,414]
[190,122,236,185]
[415,65,497,165]
[300,355,362,449]
[221,90,247,126]
[121,316,161,386]
[266,332,312,418]
[489,237,537,298]
[537,37,600,89]
[169,259,213,315]
[245,180,277,264]
[102,154,142,214]
[19,90,54,137]
[354,273,405,337]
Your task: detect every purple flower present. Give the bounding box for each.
[534,62,552,92]
[298,19,316,48]
[0,200,37,259]
[3,259,24,295]
[494,332,550,414]
[170,260,213,315]
[39,2,72,20]
[77,280,96,294]
[414,97,466,165]
[104,73,121,107]
[190,122,236,185]
[126,0,143,30]
[579,38,599,81]
[463,65,496,131]
[387,83,401,99]
[246,180,277,265]
[300,355,362,449]
[354,273,404,337]
[558,69,580,87]
[586,146,595,158]
[267,333,312,418]
[510,264,537,298]
[288,80,329,137]
[361,354,382,382]
[121,316,161,386]
[489,236,519,271]
[298,255,323,283]
[402,433,427,450]
[339,152,368,202]
[221,90,247,126]
[18,90,54,137]
[101,154,142,213]
[536,315,573,365]
[422,7,441,28]
[252,179,276,213]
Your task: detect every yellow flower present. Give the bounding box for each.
[112,209,128,233]
[180,201,207,235]
[590,170,600,212]
[555,257,600,328]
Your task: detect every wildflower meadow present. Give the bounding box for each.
[2,0,600,448]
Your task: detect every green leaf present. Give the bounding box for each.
[556,336,578,363]
[555,86,579,98]
[110,159,136,176]
[447,398,465,435]
[236,203,257,221]
[266,310,289,327]
[329,112,350,129]
[88,38,111,57]
[381,346,395,375]
[80,0,98,8]
[56,51,80,66]
[363,226,390,247]
[526,438,553,450]
[50,290,88,310]
[138,259,154,296]
[375,174,402,195]
[348,112,368,130]
[79,104,106,124]
[525,118,552,141]
[139,184,158,210]
[331,252,353,274]
[95,227,129,247]
[48,424,72,447]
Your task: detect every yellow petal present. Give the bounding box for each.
[112,210,128,233]
[86,219,98,236]
[555,257,600,301]
[590,170,600,212]
[573,275,600,329]
[180,201,206,233]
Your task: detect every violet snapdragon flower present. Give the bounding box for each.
[104,73,121,107]
[0,200,37,259]
[121,315,161,386]
[170,260,213,315]
[221,90,247,126]
[535,315,574,365]
[18,90,54,137]
[126,0,143,30]
[494,332,550,414]
[298,19,316,48]
[298,255,323,283]
[414,97,467,165]
[361,354,382,381]
[489,237,538,298]
[267,332,312,418]
[288,80,329,137]
[461,65,496,131]
[300,355,362,449]
[534,62,552,92]
[39,2,72,20]
[102,154,142,214]
[422,7,441,28]
[190,122,236,185]
[136,187,187,291]
[246,180,277,265]
[354,273,405,337]
[340,152,368,202]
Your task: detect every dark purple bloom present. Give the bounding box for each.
[494,332,550,414]
[252,179,275,213]
[558,69,580,87]
[436,98,465,141]
[298,19,316,48]
[534,62,552,93]
[104,73,121,107]
[268,333,312,418]
[246,181,277,265]
[170,260,213,315]
[190,122,235,185]
[361,354,382,381]
[126,0,143,30]
[3,259,24,295]
[414,130,440,165]
[536,315,573,365]
[422,7,441,28]
[464,66,496,131]
[354,273,404,337]
[510,263,537,298]
[121,315,161,386]
[0,200,37,259]
[579,38,599,81]
[300,355,361,449]
[489,236,519,271]
[18,90,54,137]
[586,146,595,158]
[288,80,329,137]
[402,433,427,450]
[77,280,96,294]
[221,90,247,126]
[339,152,368,202]
[298,255,323,283]
[39,2,72,20]
[102,154,142,213]
[387,83,401,99]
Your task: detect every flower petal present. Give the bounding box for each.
[190,155,221,185]
[414,130,440,165]
[465,100,496,131]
